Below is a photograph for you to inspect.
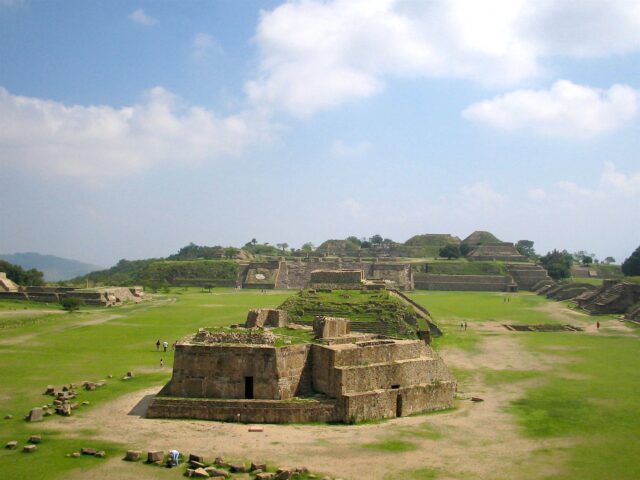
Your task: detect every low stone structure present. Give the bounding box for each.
[148,315,455,423]
[308,269,364,290]
[245,309,288,328]
[0,284,144,306]
[413,274,516,292]
[313,316,351,338]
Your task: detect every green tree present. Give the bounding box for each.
[515,240,536,258]
[301,242,315,253]
[604,256,616,264]
[0,260,44,286]
[540,249,574,280]
[439,244,461,259]
[582,255,593,266]
[60,297,84,312]
[369,234,383,245]
[346,236,362,247]
[223,247,240,259]
[622,245,640,276]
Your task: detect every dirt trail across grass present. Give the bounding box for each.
[0,298,175,346]
[47,331,569,480]
[535,301,632,334]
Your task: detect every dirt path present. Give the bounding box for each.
[535,301,632,334]
[46,332,569,480]
[0,308,64,318]
[0,298,174,346]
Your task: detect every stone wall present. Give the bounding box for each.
[467,243,528,262]
[242,261,281,289]
[343,382,456,423]
[167,343,311,400]
[506,264,551,290]
[308,269,364,290]
[260,260,413,290]
[245,309,288,328]
[147,397,340,423]
[413,274,511,291]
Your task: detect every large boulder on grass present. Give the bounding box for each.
[27,408,43,422]
[124,450,142,461]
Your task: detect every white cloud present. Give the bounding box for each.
[556,181,602,198]
[528,188,547,200]
[0,87,271,184]
[331,139,371,158]
[191,33,222,61]
[247,0,640,116]
[601,162,640,196]
[462,80,639,138]
[130,8,157,26]
[462,182,505,203]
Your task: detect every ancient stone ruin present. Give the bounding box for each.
[148,309,456,423]
[0,274,144,306]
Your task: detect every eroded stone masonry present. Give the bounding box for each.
[148,310,456,423]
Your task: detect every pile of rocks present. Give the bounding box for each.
[25,380,107,421]
[122,449,331,479]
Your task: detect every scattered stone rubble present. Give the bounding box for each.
[121,448,335,479]
[24,380,107,421]
[193,328,277,345]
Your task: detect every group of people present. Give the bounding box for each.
[155,339,177,368]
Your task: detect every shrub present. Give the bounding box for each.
[60,297,84,312]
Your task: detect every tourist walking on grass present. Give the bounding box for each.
[160,358,164,367]
[163,341,168,352]
[156,339,160,351]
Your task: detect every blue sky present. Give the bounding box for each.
[1,0,639,266]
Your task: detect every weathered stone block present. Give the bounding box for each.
[124,450,142,461]
[27,407,43,422]
[147,450,164,463]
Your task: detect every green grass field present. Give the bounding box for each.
[1,288,639,479]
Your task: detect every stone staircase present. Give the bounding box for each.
[274,261,288,289]
[506,263,552,291]
[579,282,629,314]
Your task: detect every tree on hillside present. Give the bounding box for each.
[622,245,640,276]
[370,234,383,245]
[540,249,574,280]
[604,256,616,264]
[0,260,44,286]
[276,243,289,253]
[346,236,362,247]
[515,240,536,259]
[439,244,461,260]
[223,247,240,259]
[301,242,315,253]
[581,255,594,266]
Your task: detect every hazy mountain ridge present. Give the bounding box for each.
[0,252,103,282]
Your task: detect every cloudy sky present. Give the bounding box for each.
[1,0,639,266]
